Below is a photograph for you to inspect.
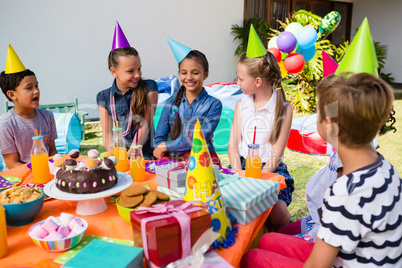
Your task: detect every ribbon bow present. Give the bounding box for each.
[135,200,204,215]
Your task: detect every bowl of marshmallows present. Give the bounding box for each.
[28,212,88,251]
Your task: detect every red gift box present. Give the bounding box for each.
[130,200,212,267]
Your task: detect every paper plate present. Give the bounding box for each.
[0,176,22,190]
[145,160,180,174]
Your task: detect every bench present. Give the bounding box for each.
[4,97,88,140]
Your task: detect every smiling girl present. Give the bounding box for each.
[153,50,222,166]
[97,46,158,159]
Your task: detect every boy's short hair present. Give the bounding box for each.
[0,69,35,101]
[317,73,394,148]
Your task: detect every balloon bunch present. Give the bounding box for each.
[267,11,341,77]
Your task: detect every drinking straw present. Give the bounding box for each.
[253,126,257,145]
[116,121,119,149]
[135,126,139,145]
[34,129,43,155]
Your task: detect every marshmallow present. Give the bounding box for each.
[44,230,64,240]
[70,222,86,237]
[57,225,70,238]
[30,224,49,239]
[68,217,83,230]
[60,212,74,226]
[41,218,59,233]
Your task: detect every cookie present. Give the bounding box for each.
[138,191,157,207]
[118,195,144,208]
[121,186,149,197]
[150,190,170,201]
[153,199,169,205]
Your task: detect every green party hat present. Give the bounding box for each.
[335,18,378,77]
[246,24,267,58]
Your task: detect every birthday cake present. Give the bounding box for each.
[54,149,118,194]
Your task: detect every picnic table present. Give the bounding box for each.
[0,157,285,268]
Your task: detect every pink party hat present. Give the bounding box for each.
[112,21,130,50]
[167,38,192,63]
[322,51,338,77]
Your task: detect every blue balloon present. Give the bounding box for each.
[276,31,297,54]
[299,45,316,62]
[297,26,318,49]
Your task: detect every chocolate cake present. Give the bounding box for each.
[54,149,119,194]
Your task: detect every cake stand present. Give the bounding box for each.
[44,172,133,215]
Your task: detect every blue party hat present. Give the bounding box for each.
[167,38,192,63]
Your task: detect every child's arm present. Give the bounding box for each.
[153,103,172,158]
[2,153,24,169]
[228,100,242,169]
[303,238,339,268]
[98,106,113,152]
[263,103,293,172]
[48,140,57,156]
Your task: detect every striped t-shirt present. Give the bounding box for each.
[317,154,402,267]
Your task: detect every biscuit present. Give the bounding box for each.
[118,195,144,208]
[121,186,149,197]
[153,199,169,205]
[138,191,157,207]
[150,190,170,201]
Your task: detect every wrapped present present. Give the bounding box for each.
[156,162,219,191]
[220,176,279,225]
[130,200,212,267]
[157,186,184,200]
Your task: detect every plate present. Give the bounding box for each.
[145,160,180,173]
[44,172,133,201]
[0,176,22,190]
[27,159,54,170]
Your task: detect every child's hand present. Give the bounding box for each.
[153,143,167,159]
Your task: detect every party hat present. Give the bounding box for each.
[112,21,130,50]
[184,120,233,244]
[166,38,192,63]
[246,24,267,58]
[322,51,338,77]
[5,44,26,74]
[335,18,378,77]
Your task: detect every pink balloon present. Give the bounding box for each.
[284,53,305,73]
[267,47,281,63]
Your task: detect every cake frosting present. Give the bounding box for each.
[55,150,118,194]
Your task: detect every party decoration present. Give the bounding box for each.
[285,22,303,37]
[267,36,278,49]
[246,24,267,58]
[335,17,378,77]
[322,51,338,77]
[278,61,287,78]
[112,21,130,50]
[167,38,192,63]
[296,26,318,49]
[267,47,281,63]
[284,53,305,73]
[276,31,297,54]
[319,11,341,39]
[5,44,26,74]
[299,45,316,62]
[184,120,233,246]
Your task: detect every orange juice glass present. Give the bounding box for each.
[111,147,128,172]
[0,204,7,258]
[31,135,51,184]
[245,144,262,179]
[130,147,145,182]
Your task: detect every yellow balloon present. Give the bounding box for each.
[278,61,287,78]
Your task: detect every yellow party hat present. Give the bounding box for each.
[5,44,26,74]
[184,120,233,244]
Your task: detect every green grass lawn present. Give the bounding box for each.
[80,100,401,223]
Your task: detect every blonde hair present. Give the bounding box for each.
[316,73,395,148]
[238,53,288,144]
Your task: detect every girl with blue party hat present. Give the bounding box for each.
[97,21,158,159]
[228,25,294,230]
[153,38,223,166]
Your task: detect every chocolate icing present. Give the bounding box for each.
[55,167,118,194]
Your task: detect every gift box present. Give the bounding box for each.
[130,200,212,267]
[220,176,279,225]
[156,162,219,191]
[157,186,184,200]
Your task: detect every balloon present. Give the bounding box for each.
[276,31,297,53]
[299,45,316,62]
[281,52,288,61]
[284,53,305,73]
[267,47,281,63]
[297,26,318,49]
[268,36,278,49]
[319,11,341,37]
[285,22,303,36]
[278,61,287,78]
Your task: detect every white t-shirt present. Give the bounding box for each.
[239,90,280,163]
[317,154,402,267]
[0,108,58,170]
